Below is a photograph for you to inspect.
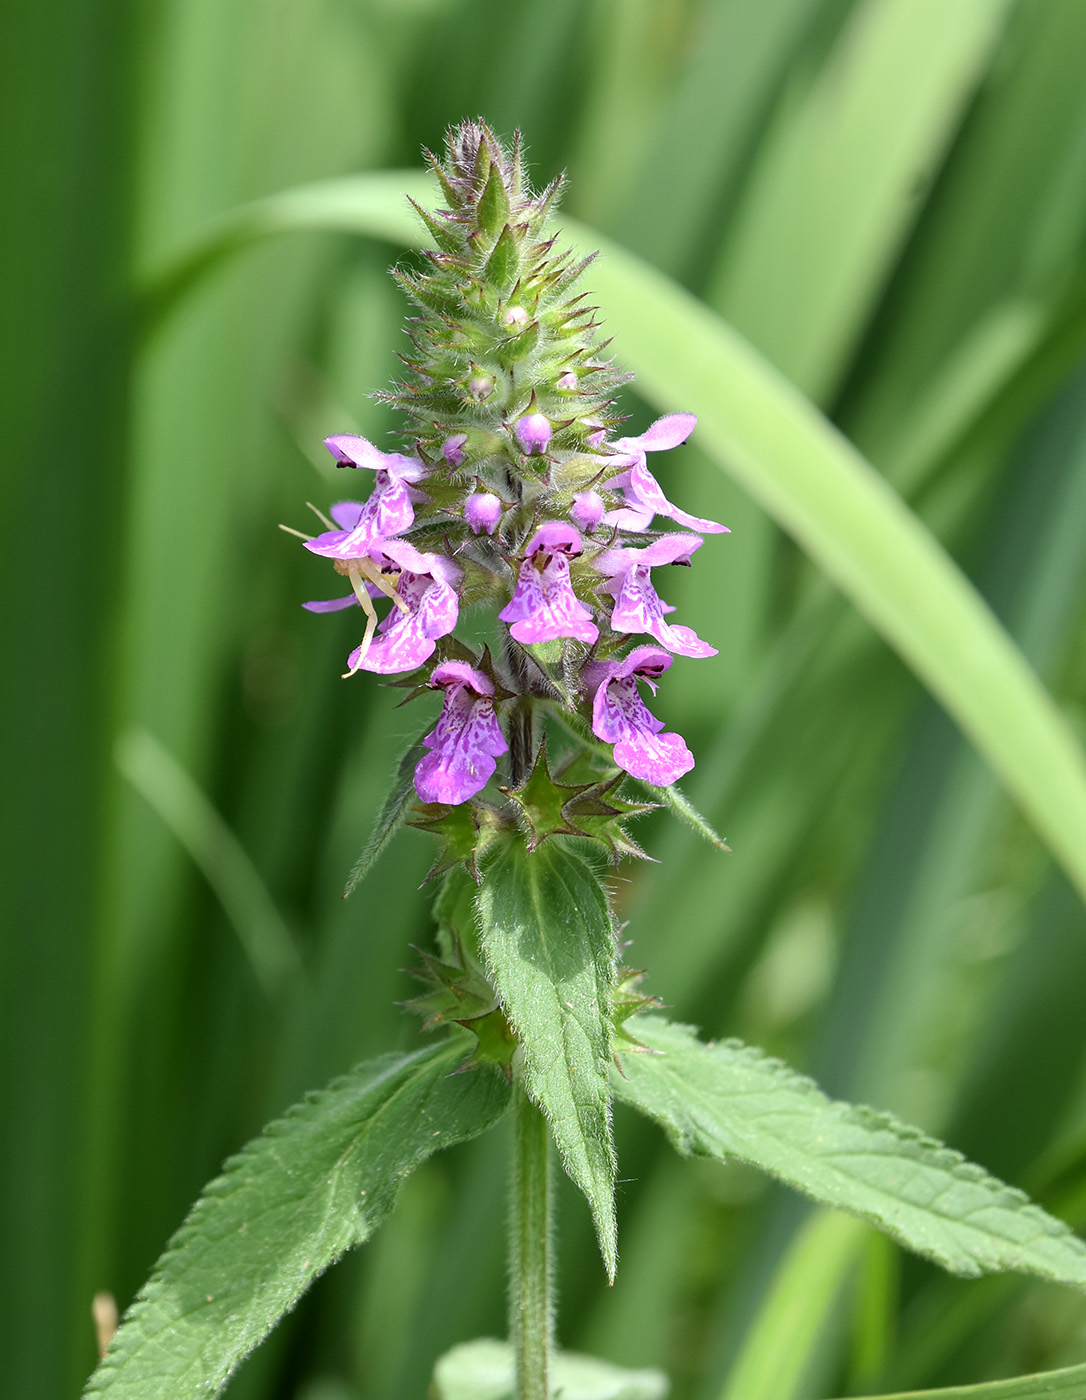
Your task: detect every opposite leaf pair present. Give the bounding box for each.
[85,835,1086,1400]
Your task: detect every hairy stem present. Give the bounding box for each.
[511,1073,553,1400]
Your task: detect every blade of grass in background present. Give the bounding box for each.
[706,0,1013,402]
[115,728,303,998]
[0,1,140,1396]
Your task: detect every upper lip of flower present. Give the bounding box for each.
[323,434,429,484]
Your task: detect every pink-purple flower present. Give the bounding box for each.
[306,436,429,555]
[595,534,717,658]
[442,434,468,468]
[464,491,503,535]
[414,662,508,805]
[347,540,461,674]
[586,646,694,786]
[570,490,604,534]
[602,415,728,535]
[304,535,461,675]
[499,521,599,645]
[514,412,552,455]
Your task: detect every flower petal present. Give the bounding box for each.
[302,594,359,613]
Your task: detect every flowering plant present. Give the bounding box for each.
[85,124,1086,1400]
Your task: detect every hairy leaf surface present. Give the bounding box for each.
[84,1043,510,1398]
[477,837,618,1277]
[613,1017,1086,1287]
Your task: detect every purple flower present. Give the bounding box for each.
[557,370,578,391]
[348,540,462,675]
[414,662,508,805]
[514,412,552,455]
[570,490,604,534]
[442,433,468,468]
[586,646,694,786]
[595,534,717,658]
[306,436,429,557]
[464,491,503,535]
[602,414,728,535]
[499,521,599,645]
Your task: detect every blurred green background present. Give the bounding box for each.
[5,1,1086,1397]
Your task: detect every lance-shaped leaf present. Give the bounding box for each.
[342,736,428,897]
[613,1017,1086,1288]
[477,836,619,1277]
[84,1042,510,1399]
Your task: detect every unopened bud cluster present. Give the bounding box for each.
[293,123,727,819]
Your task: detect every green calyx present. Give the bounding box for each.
[403,946,517,1077]
[408,799,506,883]
[611,969,663,1057]
[502,739,657,861]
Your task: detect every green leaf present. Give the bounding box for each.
[476,836,618,1277]
[612,1017,1086,1289]
[433,1338,668,1400]
[645,780,730,853]
[84,1043,510,1399]
[342,737,428,897]
[834,1358,1086,1400]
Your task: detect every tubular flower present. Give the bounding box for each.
[570,490,605,534]
[514,412,552,455]
[595,534,717,658]
[314,435,429,550]
[499,522,599,645]
[415,662,508,805]
[586,647,694,786]
[347,540,461,675]
[602,415,728,535]
[464,492,503,535]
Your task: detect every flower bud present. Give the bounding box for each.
[514,412,552,455]
[442,433,468,467]
[464,491,503,535]
[557,370,578,391]
[570,489,604,533]
[468,371,495,401]
[502,305,529,328]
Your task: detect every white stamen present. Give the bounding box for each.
[305,501,336,531]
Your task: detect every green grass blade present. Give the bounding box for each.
[832,1358,1086,1400]
[707,0,1013,400]
[115,728,303,999]
[719,1211,866,1400]
[141,172,433,332]
[583,238,1086,909]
